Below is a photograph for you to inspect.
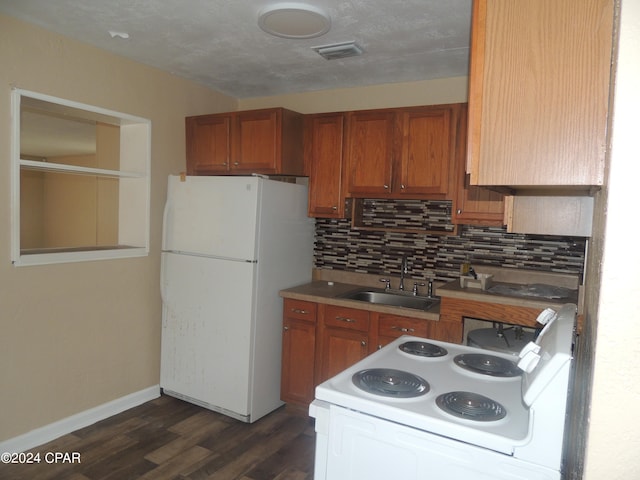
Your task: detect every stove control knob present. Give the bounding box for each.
[518,350,541,373]
[536,308,557,325]
[518,341,541,359]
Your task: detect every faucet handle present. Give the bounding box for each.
[379,278,391,290]
[412,282,426,296]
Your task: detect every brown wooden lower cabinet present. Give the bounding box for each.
[316,304,370,384]
[280,298,458,407]
[280,299,317,406]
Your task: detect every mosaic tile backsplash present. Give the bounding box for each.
[314,199,586,283]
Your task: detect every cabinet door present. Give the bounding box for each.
[317,327,370,384]
[234,109,280,173]
[454,175,505,226]
[398,106,456,196]
[317,304,370,383]
[467,0,614,187]
[281,299,317,406]
[429,320,464,344]
[281,319,316,406]
[452,105,504,225]
[306,113,346,218]
[185,114,232,174]
[345,110,395,195]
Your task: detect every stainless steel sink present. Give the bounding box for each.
[338,289,439,311]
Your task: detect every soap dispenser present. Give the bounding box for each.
[460,257,471,276]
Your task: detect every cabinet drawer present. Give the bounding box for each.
[378,314,429,339]
[283,299,317,322]
[323,305,369,332]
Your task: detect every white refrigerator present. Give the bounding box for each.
[160,174,314,423]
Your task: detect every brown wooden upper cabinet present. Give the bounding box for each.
[186,108,304,176]
[466,0,614,188]
[345,104,462,198]
[452,105,505,226]
[305,113,347,218]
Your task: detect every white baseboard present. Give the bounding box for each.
[0,385,160,454]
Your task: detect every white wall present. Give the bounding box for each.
[584,0,640,477]
[0,14,236,442]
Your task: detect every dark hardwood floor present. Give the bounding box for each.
[0,395,316,480]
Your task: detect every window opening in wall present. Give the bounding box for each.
[11,88,151,266]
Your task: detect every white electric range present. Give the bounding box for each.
[309,304,577,480]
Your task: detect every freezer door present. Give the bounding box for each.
[160,252,255,419]
[162,175,260,259]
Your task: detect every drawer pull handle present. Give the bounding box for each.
[391,326,415,333]
[335,316,356,323]
[291,308,308,314]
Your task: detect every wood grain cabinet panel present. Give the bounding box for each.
[453,105,505,226]
[280,299,317,406]
[322,305,370,332]
[185,114,232,174]
[398,106,457,196]
[467,0,614,188]
[345,110,396,196]
[316,304,370,385]
[316,327,370,384]
[345,104,462,199]
[305,113,347,218]
[186,108,304,176]
[375,313,430,350]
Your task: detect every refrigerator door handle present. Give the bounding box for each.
[160,253,168,328]
[161,198,172,251]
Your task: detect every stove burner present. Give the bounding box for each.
[436,391,507,421]
[454,353,522,377]
[399,341,448,358]
[352,368,430,398]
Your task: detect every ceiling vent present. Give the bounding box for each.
[312,41,363,60]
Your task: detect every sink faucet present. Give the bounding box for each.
[399,255,408,290]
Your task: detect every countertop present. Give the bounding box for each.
[279,281,441,321]
[280,268,582,324]
[437,281,579,310]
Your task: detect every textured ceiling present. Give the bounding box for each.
[0,0,473,99]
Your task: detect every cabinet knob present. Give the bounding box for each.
[456,209,462,214]
[291,308,308,314]
[401,184,406,189]
[383,184,389,189]
[361,340,367,347]
[283,326,289,331]
[331,206,338,210]
[335,316,356,323]
[234,162,240,166]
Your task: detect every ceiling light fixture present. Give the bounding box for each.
[312,41,363,60]
[258,2,331,39]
